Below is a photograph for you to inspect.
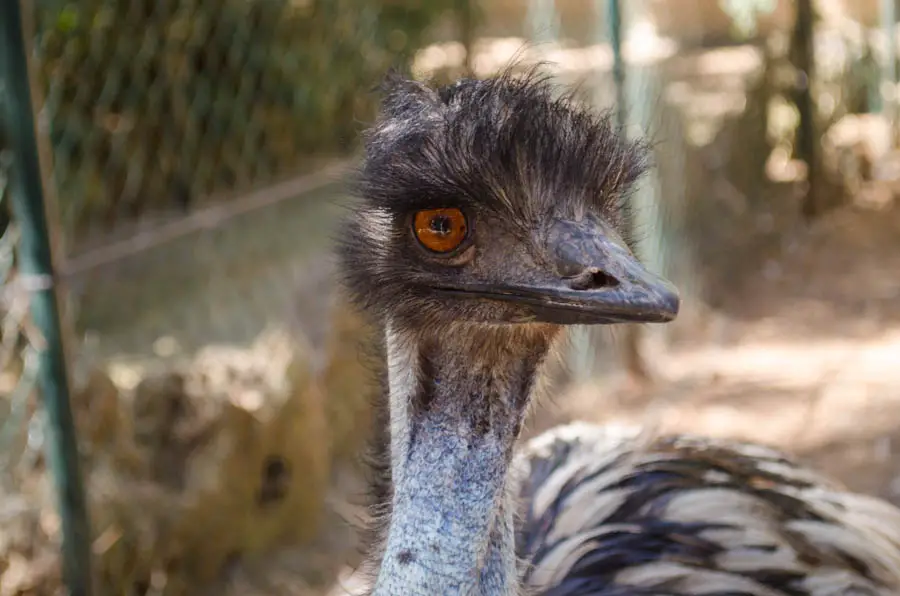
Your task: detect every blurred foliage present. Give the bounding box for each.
[719,0,778,38]
[30,0,465,240]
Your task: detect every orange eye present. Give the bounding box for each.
[413,208,469,254]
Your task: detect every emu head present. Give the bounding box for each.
[338,67,678,338]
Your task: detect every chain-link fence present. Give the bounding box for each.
[0,118,41,487]
[0,135,53,596]
[33,0,470,244]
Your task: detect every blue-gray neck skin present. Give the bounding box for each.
[373,322,553,595]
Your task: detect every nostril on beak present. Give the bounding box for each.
[565,267,621,291]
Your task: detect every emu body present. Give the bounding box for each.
[336,67,900,595]
[516,424,900,595]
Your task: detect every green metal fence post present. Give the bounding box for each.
[0,2,93,595]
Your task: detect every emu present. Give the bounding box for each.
[336,66,900,595]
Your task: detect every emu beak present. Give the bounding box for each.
[439,216,680,325]
[522,216,680,324]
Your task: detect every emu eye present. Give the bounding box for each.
[413,208,469,254]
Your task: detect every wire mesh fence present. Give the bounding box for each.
[0,122,43,490]
[31,0,466,246]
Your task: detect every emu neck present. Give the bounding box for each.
[374,322,552,595]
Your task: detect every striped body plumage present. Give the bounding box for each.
[515,423,900,595]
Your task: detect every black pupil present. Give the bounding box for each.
[430,215,452,235]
